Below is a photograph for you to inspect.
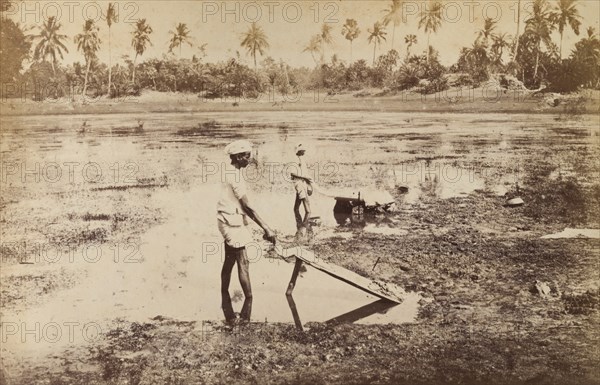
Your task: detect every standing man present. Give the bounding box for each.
[217,139,276,324]
[291,143,313,226]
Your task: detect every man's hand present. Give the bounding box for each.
[263,228,277,244]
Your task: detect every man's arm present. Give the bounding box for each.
[239,195,276,241]
[290,173,312,183]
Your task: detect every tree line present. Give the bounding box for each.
[1,0,599,101]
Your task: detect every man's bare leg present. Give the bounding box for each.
[235,247,253,322]
[302,198,312,225]
[294,194,302,225]
[221,243,237,323]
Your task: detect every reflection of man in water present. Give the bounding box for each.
[294,218,314,246]
[291,143,313,226]
[217,140,276,324]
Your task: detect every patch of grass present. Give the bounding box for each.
[176,120,221,136]
[92,176,168,192]
[563,289,600,315]
[556,96,588,121]
[82,213,111,221]
[523,178,588,225]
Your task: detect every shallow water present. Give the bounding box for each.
[2,183,420,359]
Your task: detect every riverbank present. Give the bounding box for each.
[1,87,598,117]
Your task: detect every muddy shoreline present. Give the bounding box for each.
[1,88,598,117]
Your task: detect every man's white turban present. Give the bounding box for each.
[225,140,253,155]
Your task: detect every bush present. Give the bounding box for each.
[22,62,70,101]
[392,65,420,90]
[345,60,370,90]
[0,18,31,84]
[391,53,447,92]
[417,77,449,95]
[448,73,476,87]
[456,45,490,83]
[371,50,400,88]
[546,59,581,93]
[110,82,140,98]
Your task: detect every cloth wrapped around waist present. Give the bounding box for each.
[217,209,248,227]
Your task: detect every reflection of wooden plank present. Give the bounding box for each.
[274,245,406,303]
[326,299,397,325]
[286,293,303,330]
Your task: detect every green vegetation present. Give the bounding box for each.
[106,2,117,95]
[241,22,270,70]
[2,0,599,101]
[74,19,101,97]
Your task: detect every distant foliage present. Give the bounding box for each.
[568,27,600,89]
[515,31,558,88]
[7,0,598,102]
[394,64,420,90]
[456,44,491,84]
[0,18,31,83]
[391,51,447,93]
[345,60,371,90]
[371,49,400,88]
[22,61,68,100]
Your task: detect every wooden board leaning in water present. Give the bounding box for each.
[274,245,407,303]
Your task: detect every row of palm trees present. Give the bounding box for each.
[301,0,580,68]
[29,3,267,95]
[29,0,587,95]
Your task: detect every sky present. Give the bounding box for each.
[4,0,600,68]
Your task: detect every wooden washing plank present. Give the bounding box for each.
[274,245,406,303]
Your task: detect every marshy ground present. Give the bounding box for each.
[1,107,599,384]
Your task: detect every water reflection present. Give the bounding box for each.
[326,299,398,325]
[283,218,408,331]
[286,292,399,331]
[334,212,366,228]
[294,220,315,245]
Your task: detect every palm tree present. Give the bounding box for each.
[240,22,269,70]
[418,0,443,63]
[32,16,68,75]
[367,22,387,65]
[341,19,360,62]
[74,19,101,97]
[552,0,582,58]
[319,23,334,63]
[131,19,153,82]
[382,0,403,50]
[167,23,192,92]
[168,23,193,58]
[464,41,490,73]
[513,0,522,59]
[404,34,417,58]
[106,3,117,95]
[571,27,600,87]
[303,35,321,66]
[477,18,497,46]
[525,0,555,81]
[491,32,512,67]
